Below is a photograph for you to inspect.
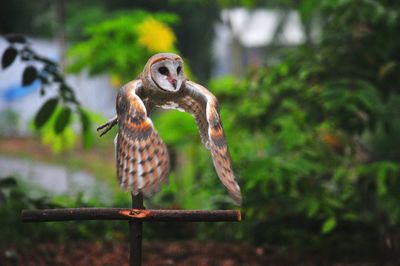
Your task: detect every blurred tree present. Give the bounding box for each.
[96,0,220,82]
[67,10,179,85]
[246,0,397,253]
[1,1,220,83]
[152,0,400,258]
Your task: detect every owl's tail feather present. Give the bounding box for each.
[116,129,170,197]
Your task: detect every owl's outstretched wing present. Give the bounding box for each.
[164,81,241,205]
[116,80,169,196]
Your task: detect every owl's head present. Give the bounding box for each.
[144,53,185,93]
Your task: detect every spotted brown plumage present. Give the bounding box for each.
[184,81,241,204]
[97,53,241,205]
[115,80,169,196]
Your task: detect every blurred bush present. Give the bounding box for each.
[201,0,400,253]
[68,10,179,87]
[61,1,400,254]
[0,175,131,245]
[149,0,400,256]
[0,176,206,247]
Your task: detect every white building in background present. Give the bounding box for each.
[213,8,307,76]
[0,37,116,136]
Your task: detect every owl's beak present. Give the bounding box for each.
[167,76,178,89]
[171,79,177,89]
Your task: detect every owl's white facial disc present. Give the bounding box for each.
[150,59,184,92]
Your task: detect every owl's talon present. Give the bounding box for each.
[98,127,110,137]
[97,116,118,137]
[97,123,107,131]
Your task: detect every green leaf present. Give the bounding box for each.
[307,199,320,217]
[79,108,93,149]
[54,107,72,134]
[22,66,38,86]
[5,34,27,43]
[298,0,319,22]
[377,166,388,195]
[321,217,337,234]
[82,129,94,149]
[79,108,90,132]
[0,177,17,188]
[34,98,59,129]
[2,47,18,69]
[60,84,79,104]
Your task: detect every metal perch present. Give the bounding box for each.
[21,194,241,266]
[21,208,241,222]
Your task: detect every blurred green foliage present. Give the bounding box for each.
[0,176,210,246]
[152,0,400,255]
[0,176,131,245]
[1,0,400,259]
[1,0,219,82]
[68,10,179,85]
[34,106,104,153]
[1,35,97,152]
[65,0,219,82]
[66,0,400,254]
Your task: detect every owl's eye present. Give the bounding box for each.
[158,67,169,75]
[177,66,182,74]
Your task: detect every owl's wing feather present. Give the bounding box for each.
[172,81,241,205]
[116,80,169,196]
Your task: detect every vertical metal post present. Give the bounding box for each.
[129,193,144,266]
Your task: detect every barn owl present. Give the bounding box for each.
[97,53,241,205]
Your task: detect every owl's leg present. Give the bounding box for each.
[97,115,118,137]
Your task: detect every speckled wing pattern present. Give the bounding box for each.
[116,80,169,196]
[174,94,210,148]
[175,81,242,205]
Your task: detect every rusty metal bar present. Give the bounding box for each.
[130,193,143,266]
[21,208,241,223]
